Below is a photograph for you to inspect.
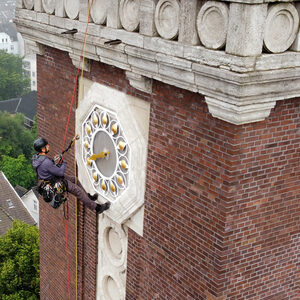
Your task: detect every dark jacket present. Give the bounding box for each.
[32,154,67,180]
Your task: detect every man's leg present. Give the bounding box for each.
[64,175,95,198]
[65,179,97,211]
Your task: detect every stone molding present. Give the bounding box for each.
[97,215,128,300]
[15,0,300,124]
[125,71,153,93]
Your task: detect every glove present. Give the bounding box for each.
[53,154,63,166]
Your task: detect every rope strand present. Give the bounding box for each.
[61,1,94,299]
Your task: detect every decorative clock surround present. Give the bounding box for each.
[76,79,150,225]
[82,105,130,202]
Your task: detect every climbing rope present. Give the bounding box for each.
[60,0,94,299]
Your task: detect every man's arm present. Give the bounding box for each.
[44,158,67,177]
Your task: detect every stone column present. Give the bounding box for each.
[226,3,267,56]
[140,0,159,36]
[55,0,66,17]
[178,0,200,45]
[35,0,45,12]
[79,0,91,22]
[107,0,122,29]
[290,3,300,51]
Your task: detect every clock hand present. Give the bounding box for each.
[90,151,110,161]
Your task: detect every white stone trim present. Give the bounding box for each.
[205,97,276,125]
[76,79,150,225]
[69,53,91,72]
[126,71,152,93]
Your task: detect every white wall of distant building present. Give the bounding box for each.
[0,32,18,54]
[23,54,37,91]
[21,190,39,227]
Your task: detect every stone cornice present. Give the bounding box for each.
[14,1,300,125]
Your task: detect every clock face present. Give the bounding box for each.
[82,105,130,202]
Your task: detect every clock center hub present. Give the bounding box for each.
[92,130,117,178]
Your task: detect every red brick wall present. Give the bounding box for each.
[37,46,300,300]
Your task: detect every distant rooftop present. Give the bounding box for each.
[0,171,36,235]
[0,90,37,121]
[0,22,18,41]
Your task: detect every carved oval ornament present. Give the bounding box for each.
[91,0,108,25]
[42,0,56,14]
[155,0,180,40]
[197,1,229,50]
[64,0,79,20]
[103,224,127,267]
[101,272,124,300]
[120,0,141,32]
[263,3,299,53]
[23,0,34,10]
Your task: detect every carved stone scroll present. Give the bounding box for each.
[263,3,299,53]
[155,0,180,40]
[91,0,108,25]
[120,0,141,32]
[197,1,229,50]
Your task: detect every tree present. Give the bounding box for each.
[0,112,37,189]
[0,154,36,190]
[0,220,39,300]
[0,51,30,100]
[0,112,36,160]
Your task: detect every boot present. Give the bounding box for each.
[95,202,111,214]
[88,193,98,201]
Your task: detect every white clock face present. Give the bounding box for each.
[82,105,130,202]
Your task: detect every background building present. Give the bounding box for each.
[23,54,37,91]
[0,23,20,54]
[0,171,36,235]
[15,1,300,299]
[0,90,37,128]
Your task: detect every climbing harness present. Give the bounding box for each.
[36,135,78,209]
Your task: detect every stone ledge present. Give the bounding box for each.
[15,13,300,125]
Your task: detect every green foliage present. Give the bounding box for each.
[0,51,30,101]
[0,220,39,300]
[0,154,36,190]
[0,112,36,160]
[0,111,37,189]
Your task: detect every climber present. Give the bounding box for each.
[32,137,110,214]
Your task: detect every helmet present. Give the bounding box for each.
[33,138,48,152]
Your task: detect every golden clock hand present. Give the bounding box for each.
[90,151,110,161]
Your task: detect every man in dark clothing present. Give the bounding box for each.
[32,137,110,214]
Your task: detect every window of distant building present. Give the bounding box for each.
[23,61,30,69]
[32,71,35,77]
[33,80,36,86]
[7,199,15,209]
[33,200,37,211]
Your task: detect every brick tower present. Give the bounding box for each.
[15,1,299,299]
